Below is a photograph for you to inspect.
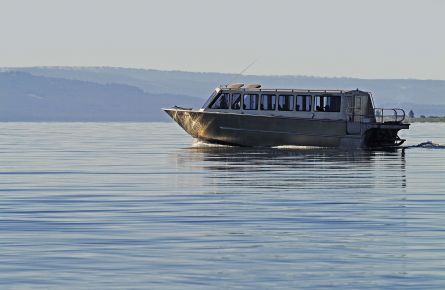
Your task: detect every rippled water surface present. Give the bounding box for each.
[1,122,445,289]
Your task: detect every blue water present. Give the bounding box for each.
[0,122,444,289]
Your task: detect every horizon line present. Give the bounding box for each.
[0,65,443,82]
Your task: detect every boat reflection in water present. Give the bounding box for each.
[173,142,407,192]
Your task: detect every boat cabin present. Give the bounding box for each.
[202,84,376,123]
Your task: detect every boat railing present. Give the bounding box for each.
[221,87,348,94]
[374,108,405,123]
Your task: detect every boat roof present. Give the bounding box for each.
[220,85,369,95]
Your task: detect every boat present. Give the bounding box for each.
[163,84,409,148]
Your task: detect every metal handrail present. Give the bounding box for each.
[374,108,405,123]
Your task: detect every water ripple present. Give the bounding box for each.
[0,122,444,289]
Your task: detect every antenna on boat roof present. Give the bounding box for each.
[224,59,258,87]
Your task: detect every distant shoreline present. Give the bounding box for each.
[1,68,444,121]
[406,117,445,123]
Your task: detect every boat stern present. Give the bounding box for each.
[363,122,410,148]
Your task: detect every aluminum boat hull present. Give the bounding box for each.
[165,108,358,147]
[164,108,409,148]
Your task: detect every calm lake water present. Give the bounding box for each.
[0,122,444,289]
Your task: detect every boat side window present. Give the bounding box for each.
[231,93,241,110]
[278,95,294,111]
[260,94,276,111]
[315,95,341,112]
[296,95,312,111]
[209,92,230,109]
[243,94,259,110]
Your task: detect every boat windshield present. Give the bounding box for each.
[202,88,221,108]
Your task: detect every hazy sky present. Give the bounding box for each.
[1,0,444,79]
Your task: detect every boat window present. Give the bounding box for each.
[231,93,241,110]
[315,95,341,112]
[278,95,294,111]
[296,95,312,111]
[243,94,259,110]
[260,94,277,111]
[209,92,230,109]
